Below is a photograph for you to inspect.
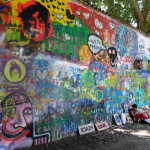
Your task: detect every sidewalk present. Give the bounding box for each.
[20,123,150,150]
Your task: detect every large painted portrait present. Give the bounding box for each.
[0,92,33,149]
[17,1,53,42]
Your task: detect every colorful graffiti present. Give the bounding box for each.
[0,0,150,149]
[0,92,33,149]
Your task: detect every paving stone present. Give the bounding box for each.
[19,123,150,150]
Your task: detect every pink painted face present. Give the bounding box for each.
[28,11,46,41]
[2,102,32,139]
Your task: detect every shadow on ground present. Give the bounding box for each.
[19,123,150,150]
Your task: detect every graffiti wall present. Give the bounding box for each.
[0,0,150,149]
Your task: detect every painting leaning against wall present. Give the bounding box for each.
[0,0,150,149]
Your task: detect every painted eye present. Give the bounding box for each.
[24,108,32,115]
[39,19,44,24]
[39,19,45,27]
[108,50,112,54]
[30,18,34,21]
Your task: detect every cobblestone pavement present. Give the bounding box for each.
[20,123,150,150]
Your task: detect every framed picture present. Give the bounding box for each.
[113,114,122,125]
[95,122,109,131]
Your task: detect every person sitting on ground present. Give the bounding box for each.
[129,104,148,122]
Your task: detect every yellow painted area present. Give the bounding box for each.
[94,51,110,65]
[5,98,16,119]
[6,29,20,41]
[77,84,104,103]
[5,0,74,25]
[4,59,26,83]
[109,74,118,86]
[49,71,55,77]
[79,45,92,62]
[148,89,150,97]
[103,29,111,46]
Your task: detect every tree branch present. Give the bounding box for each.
[142,0,150,20]
[129,0,144,21]
[103,0,114,12]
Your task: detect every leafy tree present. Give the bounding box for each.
[82,0,150,34]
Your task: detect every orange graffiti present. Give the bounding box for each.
[79,45,92,62]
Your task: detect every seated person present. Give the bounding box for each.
[129,104,148,121]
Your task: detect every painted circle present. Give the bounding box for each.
[4,59,26,83]
[80,70,95,88]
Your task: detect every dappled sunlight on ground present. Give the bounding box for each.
[114,128,150,137]
[20,123,150,150]
[131,130,150,136]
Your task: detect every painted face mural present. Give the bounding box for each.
[17,1,53,42]
[0,92,33,149]
[0,0,150,149]
[107,47,118,67]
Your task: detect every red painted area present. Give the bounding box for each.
[17,1,53,42]
[68,2,118,45]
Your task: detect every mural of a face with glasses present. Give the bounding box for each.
[18,1,53,42]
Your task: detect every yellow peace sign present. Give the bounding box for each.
[4,59,26,83]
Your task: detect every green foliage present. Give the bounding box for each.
[146,12,150,35]
[82,0,150,34]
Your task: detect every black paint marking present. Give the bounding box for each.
[66,9,75,20]
[52,4,56,9]
[58,2,61,5]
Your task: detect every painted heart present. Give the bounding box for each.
[76,10,81,16]
[83,13,90,19]
[109,22,115,30]
[36,69,48,81]
[95,30,100,36]
[95,19,103,29]
[56,13,63,20]
[76,21,82,27]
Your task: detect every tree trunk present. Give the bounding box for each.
[137,17,146,32]
[130,0,150,32]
